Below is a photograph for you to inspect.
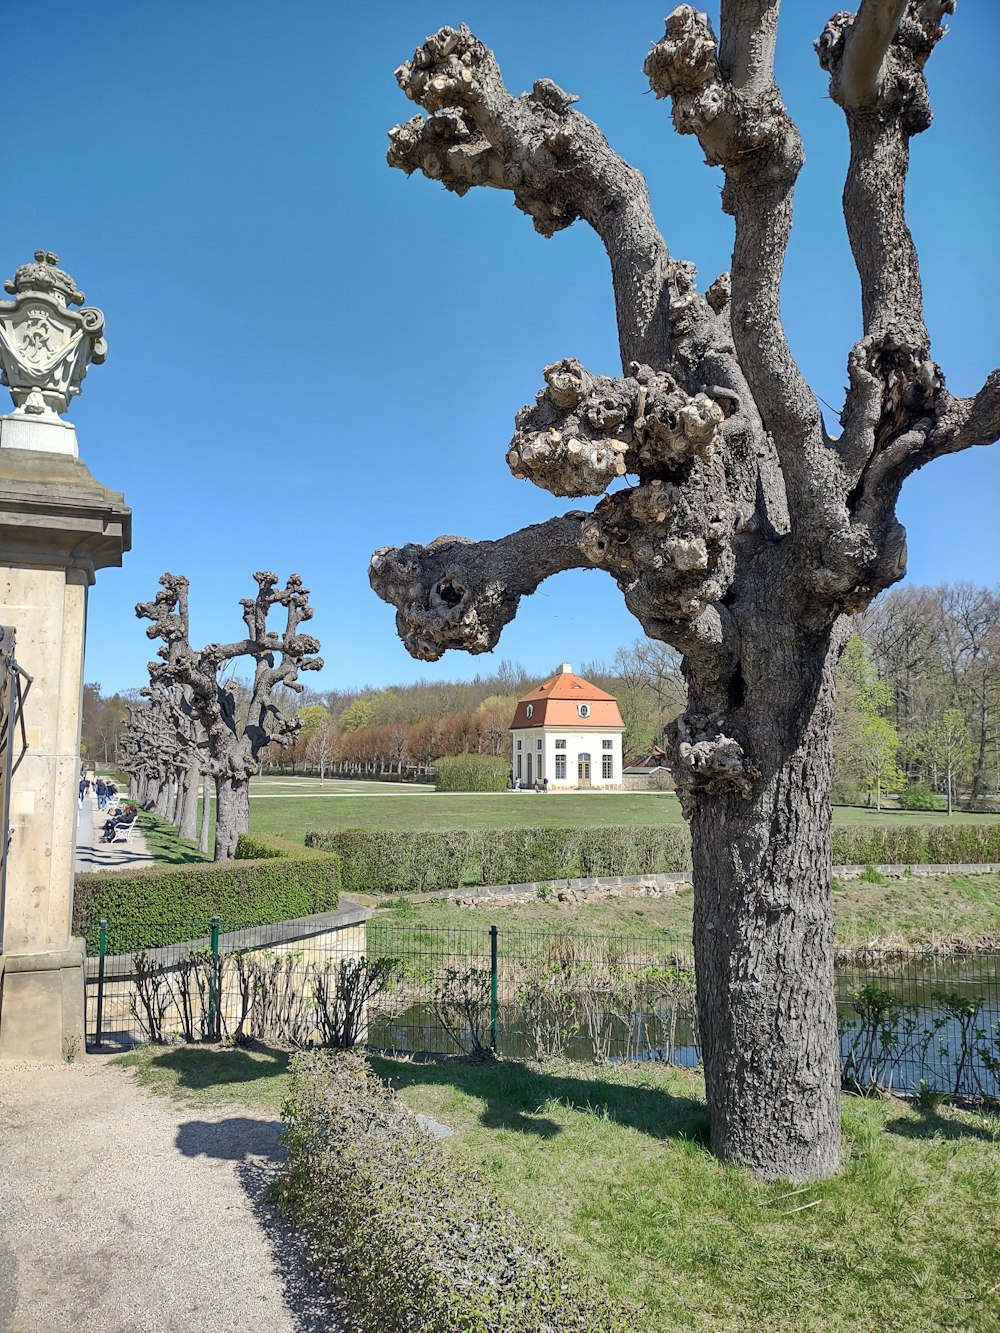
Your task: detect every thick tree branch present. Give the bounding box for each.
[819,3,955,502]
[389,24,684,369]
[646,5,830,508]
[835,0,909,106]
[369,514,594,661]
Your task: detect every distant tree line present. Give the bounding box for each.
[835,582,1000,812]
[90,580,998,813]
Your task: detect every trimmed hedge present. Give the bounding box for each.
[73,831,340,953]
[579,826,689,876]
[831,822,1000,866]
[434,753,509,792]
[277,1049,635,1333]
[306,821,1000,894]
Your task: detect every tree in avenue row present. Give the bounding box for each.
[369,2,999,1179]
[137,572,323,860]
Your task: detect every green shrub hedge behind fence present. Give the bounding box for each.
[73,832,340,953]
[831,823,1000,866]
[306,822,1000,894]
[278,1049,636,1333]
[306,826,687,892]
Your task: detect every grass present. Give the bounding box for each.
[115,1043,1000,1332]
[137,808,208,865]
[237,778,1000,843]
[369,872,1000,950]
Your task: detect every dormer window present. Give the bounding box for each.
[578,703,590,718]
[526,704,534,719]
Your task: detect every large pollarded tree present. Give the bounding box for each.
[137,572,322,860]
[369,2,999,1179]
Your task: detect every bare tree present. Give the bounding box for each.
[137,572,323,860]
[369,6,998,1179]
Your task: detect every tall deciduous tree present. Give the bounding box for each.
[369,5,999,1179]
[137,572,322,860]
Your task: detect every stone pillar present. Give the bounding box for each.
[0,252,129,1062]
[0,450,130,1061]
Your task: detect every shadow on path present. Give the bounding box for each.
[176,1114,346,1333]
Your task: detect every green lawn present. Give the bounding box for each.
[117,1044,1000,1333]
[374,870,1000,949]
[240,779,1000,842]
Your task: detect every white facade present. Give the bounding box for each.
[511,726,624,790]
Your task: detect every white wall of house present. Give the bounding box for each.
[511,728,624,789]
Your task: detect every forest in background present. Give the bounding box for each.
[84,581,999,810]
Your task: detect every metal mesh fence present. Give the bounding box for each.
[84,917,1000,1098]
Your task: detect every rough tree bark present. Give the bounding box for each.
[136,572,323,860]
[370,2,998,1179]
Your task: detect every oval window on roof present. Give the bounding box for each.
[578,703,590,718]
[526,704,534,719]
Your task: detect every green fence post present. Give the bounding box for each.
[210,916,221,1041]
[489,924,499,1053]
[94,919,108,1048]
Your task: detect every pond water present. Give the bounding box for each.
[368,953,1000,1098]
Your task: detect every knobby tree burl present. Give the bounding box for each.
[369,3,999,1179]
[137,572,322,860]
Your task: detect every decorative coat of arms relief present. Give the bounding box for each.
[0,251,106,418]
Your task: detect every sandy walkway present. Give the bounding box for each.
[0,1056,342,1332]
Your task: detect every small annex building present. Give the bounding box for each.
[508,664,625,790]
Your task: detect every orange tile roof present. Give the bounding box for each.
[509,668,624,730]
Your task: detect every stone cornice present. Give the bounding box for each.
[0,448,131,581]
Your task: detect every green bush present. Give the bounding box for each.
[73,832,340,953]
[896,783,943,811]
[477,827,583,884]
[831,823,1000,866]
[579,826,690,876]
[277,1049,635,1333]
[307,828,473,893]
[434,753,509,792]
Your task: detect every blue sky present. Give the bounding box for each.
[5,2,997,697]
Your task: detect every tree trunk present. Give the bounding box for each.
[214,776,250,861]
[177,760,199,841]
[152,777,171,818]
[199,773,212,856]
[687,630,841,1181]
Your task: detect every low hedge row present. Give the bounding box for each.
[305,826,692,892]
[830,822,1000,866]
[277,1049,635,1333]
[73,832,340,953]
[306,822,1000,894]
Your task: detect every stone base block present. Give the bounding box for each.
[0,938,86,1063]
[0,414,79,457]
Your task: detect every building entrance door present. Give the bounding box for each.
[577,753,591,786]
[526,752,533,788]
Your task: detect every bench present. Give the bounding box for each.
[110,821,137,845]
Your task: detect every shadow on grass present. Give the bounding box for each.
[370,1054,710,1146]
[884,1102,1000,1143]
[138,811,210,865]
[135,1041,291,1093]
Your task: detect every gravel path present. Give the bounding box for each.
[0,1056,343,1332]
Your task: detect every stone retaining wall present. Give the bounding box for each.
[443,863,1000,910]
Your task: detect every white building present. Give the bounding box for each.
[509,664,625,790]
